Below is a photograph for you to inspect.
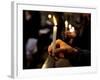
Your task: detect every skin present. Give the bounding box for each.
[48,39,78,58]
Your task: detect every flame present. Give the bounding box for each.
[48,14,52,19]
[65,20,68,28]
[69,24,72,29]
[70,26,75,32]
[53,16,57,26]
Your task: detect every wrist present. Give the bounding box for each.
[64,48,79,58]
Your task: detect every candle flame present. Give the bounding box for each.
[69,24,72,29]
[70,26,75,32]
[65,20,68,28]
[53,16,57,26]
[48,14,52,19]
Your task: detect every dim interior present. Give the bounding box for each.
[23,10,91,69]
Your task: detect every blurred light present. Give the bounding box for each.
[25,11,31,21]
[70,26,75,32]
[53,16,57,26]
[69,24,72,29]
[65,20,68,28]
[48,14,52,19]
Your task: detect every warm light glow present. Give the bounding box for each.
[69,24,72,29]
[53,26,57,32]
[65,20,68,28]
[48,14,52,19]
[70,26,75,32]
[52,25,57,55]
[53,16,57,26]
[52,16,57,55]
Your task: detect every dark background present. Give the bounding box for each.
[23,10,91,69]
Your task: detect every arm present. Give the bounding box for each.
[48,39,90,66]
[64,48,90,66]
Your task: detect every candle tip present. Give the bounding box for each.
[48,14,52,19]
[69,24,72,29]
[53,16,57,26]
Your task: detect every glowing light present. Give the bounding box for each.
[69,24,72,29]
[53,16,57,26]
[48,14,52,19]
[65,20,68,28]
[70,26,75,32]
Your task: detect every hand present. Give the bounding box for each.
[48,39,77,58]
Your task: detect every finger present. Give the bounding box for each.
[48,42,54,55]
[48,45,52,55]
[54,48,67,54]
[48,41,60,55]
[56,39,63,45]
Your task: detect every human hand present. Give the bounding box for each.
[48,39,77,58]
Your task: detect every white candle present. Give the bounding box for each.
[69,24,72,30]
[65,20,68,38]
[65,20,68,32]
[69,26,75,44]
[69,26,75,32]
[52,16,57,56]
[53,16,57,26]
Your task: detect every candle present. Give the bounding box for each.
[64,20,68,38]
[53,16,57,26]
[65,20,68,32]
[69,26,75,32]
[69,24,72,30]
[52,16,57,56]
[69,26,75,44]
